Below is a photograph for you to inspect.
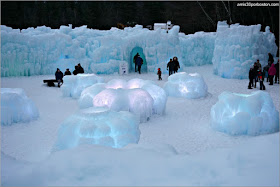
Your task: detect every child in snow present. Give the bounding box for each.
[257,67,265,90]
[157,68,162,80]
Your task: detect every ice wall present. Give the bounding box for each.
[1,24,215,77]
[212,21,278,79]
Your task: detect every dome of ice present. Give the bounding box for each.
[1,88,39,125]
[78,78,167,122]
[210,91,279,135]
[61,73,104,98]
[52,107,140,151]
[163,72,208,99]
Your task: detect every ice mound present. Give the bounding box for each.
[61,74,104,98]
[163,72,208,99]
[211,91,279,135]
[1,88,39,125]
[79,78,167,122]
[212,21,278,79]
[53,107,140,151]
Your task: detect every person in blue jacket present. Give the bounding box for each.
[135,56,143,74]
[55,68,64,87]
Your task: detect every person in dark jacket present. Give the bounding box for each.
[173,57,180,73]
[274,59,279,84]
[133,53,140,72]
[248,67,254,89]
[64,68,71,76]
[55,68,64,87]
[73,66,78,75]
[167,59,175,76]
[257,67,265,90]
[77,63,84,74]
[253,62,259,88]
[157,68,162,80]
[135,56,143,74]
[268,53,274,64]
[268,63,276,85]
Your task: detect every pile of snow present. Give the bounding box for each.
[52,107,140,151]
[211,91,279,135]
[212,21,278,79]
[1,88,39,125]
[2,133,279,186]
[163,72,208,99]
[79,78,167,122]
[61,73,104,99]
[1,24,215,77]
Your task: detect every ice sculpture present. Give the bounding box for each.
[211,91,279,135]
[52,107,140,151]
[163,72,208,99]
[1,88,39,125]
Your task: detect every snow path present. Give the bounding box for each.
[1,65,279,162]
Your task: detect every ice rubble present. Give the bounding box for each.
[163,72,208,99]
[79,78,167,122]
[1,88,39,125]
[212,21,278,79]
[52,107,140,151]
[61,73,104,98]
[211,91,279,135]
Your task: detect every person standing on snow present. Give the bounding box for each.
[268,63,276,85]
[55,68,64,87]
[167,59,175,76]
[133,53,140,72]
[135,55,143,74]
[77,63,84,74]
[248,67,255,89]
[157,68,162,80]
[253,62,259,88]
[257,67,265,90]
[173,57,180,73]
[275,59,279,84]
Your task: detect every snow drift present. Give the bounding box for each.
[1,88,39,125]
[211,91,279,135]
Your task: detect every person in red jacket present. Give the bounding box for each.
[157,68,162,80]
[268,63,276,85]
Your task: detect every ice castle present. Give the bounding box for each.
[1,21,278,79]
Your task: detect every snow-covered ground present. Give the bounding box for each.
[1,65,279,186]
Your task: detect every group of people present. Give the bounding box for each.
[55,63,84,87]
[166,57,180,76]
[248,53,279,90]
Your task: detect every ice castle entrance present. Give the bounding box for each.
[130,47,147,73]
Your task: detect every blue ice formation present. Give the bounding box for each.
[1,88,39,125]
[163,72,208,99]
[61,73,104,99]
[52,107,140,151]
[212,21,278,79]
[78,78,167,122]
[1,22,277,79]
[1,24,215,77]
[211,91,279,135]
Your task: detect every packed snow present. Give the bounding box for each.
[164,72,208,99]
[1,65,279,186]
[61,73,104,98]
[212,21,278,79]
[53,107,140,151]
[79,78,167,122]
[1,88,39,125]
[211,91,279,135]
